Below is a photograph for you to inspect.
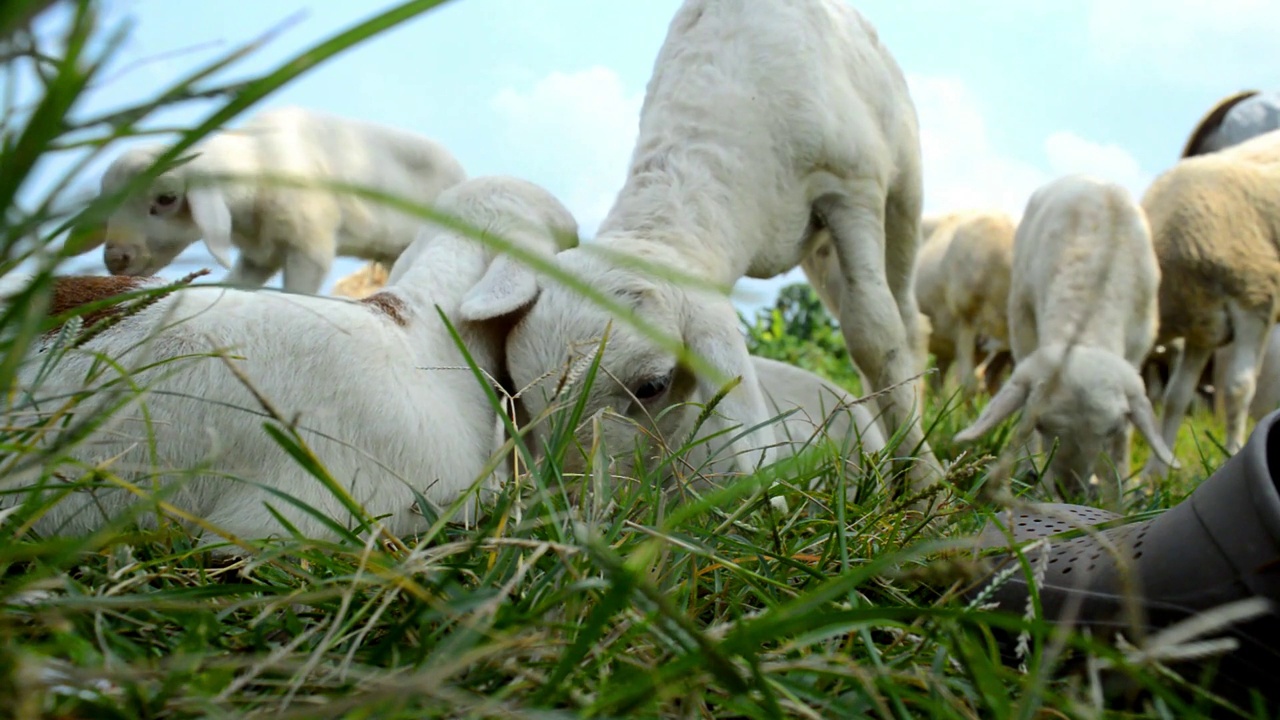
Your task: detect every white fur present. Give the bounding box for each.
[1208,325,1280,422]
[806,210,1016,396]
[1141,129,1280,475]
[457,0,940,492]
[1246,325,1280,419]
[938,210,1017,394]
[675,356,887,485]
[329,264,889,496]
[89,106,468,294]
[795,237,872,391]
[1165,328,1280,425]
[8,176,578,546]
[954,174,1176,501]
[909,216,959,391]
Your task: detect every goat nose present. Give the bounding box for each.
[104,247,134,275]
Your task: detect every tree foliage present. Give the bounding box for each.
[742,282,863,392]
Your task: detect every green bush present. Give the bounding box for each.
[743,282,863,393]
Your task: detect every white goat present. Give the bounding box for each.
[84,106,467,294]
[954,174,1176,502]
[939,210,1017,394]
[1142,128,1280,475]
[455,0,939,493]
[7,175,578,546]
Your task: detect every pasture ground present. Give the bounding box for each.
[0,289,1253,718]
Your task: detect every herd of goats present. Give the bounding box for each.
[8,0,1280,545]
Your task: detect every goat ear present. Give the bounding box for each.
[457,255,541,322]
[954,374,1031,443]
[187,185,234,270]
[684,299,779,475]
[1126,380,1180,469]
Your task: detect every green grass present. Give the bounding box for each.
[0,361,1259,719]
[2,2,1275,718]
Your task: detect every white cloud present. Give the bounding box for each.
[908,74,1152,218]
[490,66,644,236]
[1086,1,1280,88]
[916,77,1059,218]
[908,74,1047,217]
[1043,131,1152,200]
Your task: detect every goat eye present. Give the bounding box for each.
[155,193,178,207]
[632,372,672,401]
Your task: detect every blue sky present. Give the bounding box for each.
[27,0,1279,315]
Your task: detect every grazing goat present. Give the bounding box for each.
[954,174,1176,503]
[1152,89,1280,423]
[84,106,467,294]
[455,0,940,495]
[1142,128,1280,475]
[939,211,1017,395]
[7,175,577,547]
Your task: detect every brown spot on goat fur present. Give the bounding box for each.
[40,269,211,342]
[360,291,408,327]
[44,275,154,334]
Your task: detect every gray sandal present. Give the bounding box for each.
[966,409,1280,706]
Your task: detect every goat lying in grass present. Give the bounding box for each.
[5,175,578,549]
[332,263,890,497]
